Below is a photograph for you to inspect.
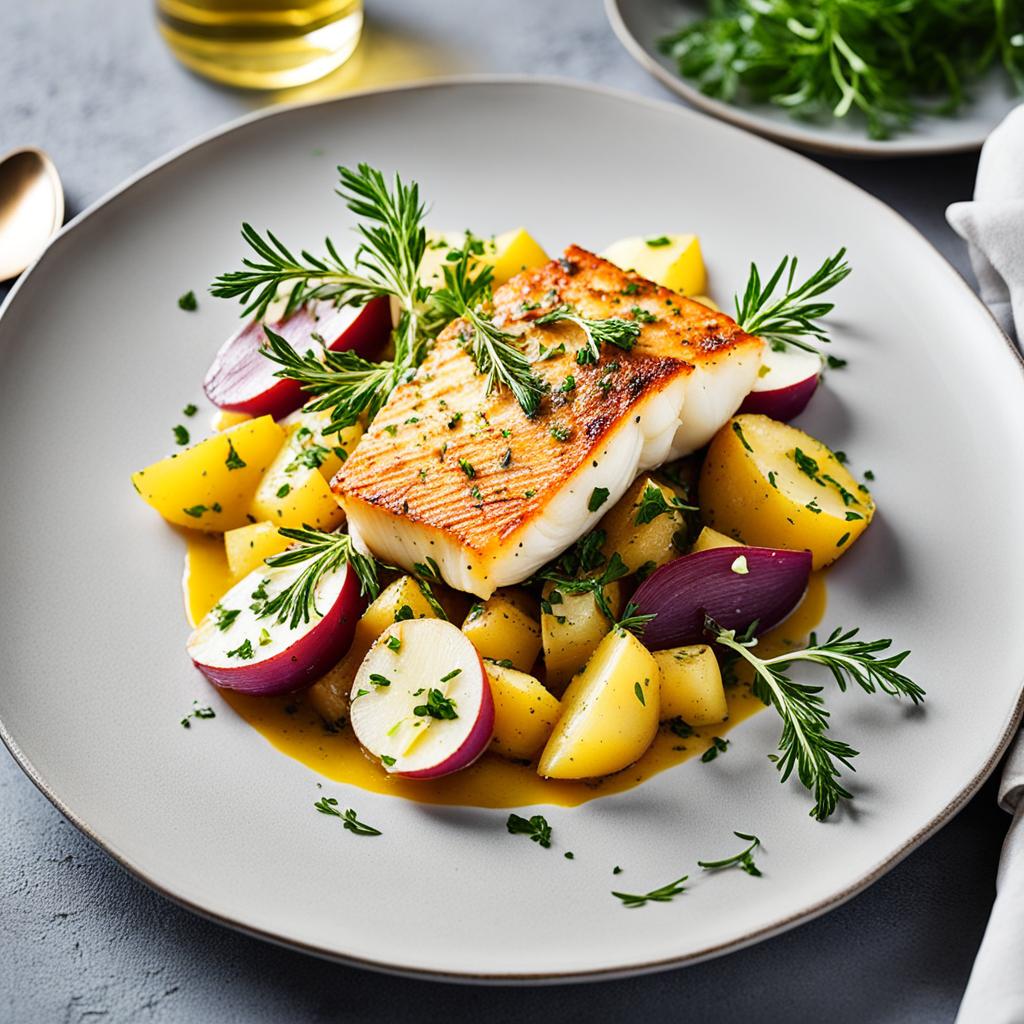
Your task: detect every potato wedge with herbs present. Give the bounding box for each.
[132,415,285,531]
[699,414,874,569]
[224,520,291,580]
[541,580,623,695]
[308,575,440,726]
[690,525,743,553]
[418,227,548,290]
[486,662,561,761]
[653,645,727,725]
[598,476,686,574]
[462,596,541,672]
[538,628,660,779]
[601,233,706,296]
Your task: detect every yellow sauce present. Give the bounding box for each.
[183,533,826,808]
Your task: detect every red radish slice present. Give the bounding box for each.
[739,345,822,422]
[349,619,494,779]
[204,297,392,420]
[187,559,364,695]
[630,546,812,649]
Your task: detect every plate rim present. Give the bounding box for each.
[1,74,1023,983]
[605,0,998,159]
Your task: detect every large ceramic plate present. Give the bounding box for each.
[607,0,1022,157]
[1,78,1022,982]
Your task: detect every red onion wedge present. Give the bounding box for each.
[349,619,494,779]
[204,296,391,420]
[739,345,821,422]
[187,559,364,695]
[630,546,812,649]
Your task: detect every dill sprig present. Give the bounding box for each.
[659,0,1024,141]
[735,249,850,354]
[258,527,381,629]
[434,240,548,416]
[708,618,924,821]
[535,304,641,366]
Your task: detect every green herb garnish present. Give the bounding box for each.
[506,813,552,848]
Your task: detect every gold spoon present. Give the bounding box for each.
[0,147,64,282]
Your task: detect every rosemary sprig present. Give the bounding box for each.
[612,874,689,908]
[258,527,381,629]
[535,304,640,366]
[261,326,399,430]
[708,618,924,821]
[735,249,851,354]
[698,832,763,877]
[434,241,548,416]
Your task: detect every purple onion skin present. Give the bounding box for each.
[738,372,818,422]
[631,546,812,650]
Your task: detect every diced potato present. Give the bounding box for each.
[308,575,439,725]
[462,596,541,672]
[654,645,727,725]
[278,407,363,481]
[599,476,684,574]
[538,628,660,779]
[601,234,707,296]
[248,420,353,530]
[492,587,538,620]
[690,525,743,553]
[485,228,549,287]
[418,228,548,291]
[224,520,291,580]
[699,414,875,569]
[541,580,623,695]
[132,416,285,531]
[486,662,561,761]
[211,409,252,432]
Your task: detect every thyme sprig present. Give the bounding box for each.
[708,618,924,821]
[612,875,689,908]
[698,832,763,877]
[536,532,631,623]
[258,527,381,629]
[735,249,851,354]
[535,304,641,366]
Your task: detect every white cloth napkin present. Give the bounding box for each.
[947,106,1024,1024]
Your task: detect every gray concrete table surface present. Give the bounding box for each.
[0,1,1009,1021]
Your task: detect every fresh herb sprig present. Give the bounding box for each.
[535,304,640,366]
[506,813,553,848]
[536,533,632,623]
[434,241,547,416]
[708,618,924,821]
[698,832,762,877]
[258,527,381,628]
[612,875,689,908]
[735,249,851,354]
[659,0,1024,141]
[314,797,382,836]
[261,326,399,431]
[634,483,697,525]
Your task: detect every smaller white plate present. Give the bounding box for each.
[607,0,1022,158]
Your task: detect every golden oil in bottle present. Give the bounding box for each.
[155,0,364,90]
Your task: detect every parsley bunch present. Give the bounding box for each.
[660,0,1024,140]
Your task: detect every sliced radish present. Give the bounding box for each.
[349,619,494,779]
[204,297,392,420]
[739,345,821,421]
[187,558,364,695]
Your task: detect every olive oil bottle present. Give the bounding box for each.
[155,0,364,90]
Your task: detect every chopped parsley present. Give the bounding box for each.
[550,424,571,442]
[177,290,198,311]
[173,425,190,446]
[226,638,254,660]
[225,438,246,470]
[645,235,671,247]
[413,688,458,720]
[458,458,476,478]
[634,681,647,706]
[506,813,552,848]
[213,604,240,632]
[182,403,198,417]
[588,487,610,512]
[732,420,753,452]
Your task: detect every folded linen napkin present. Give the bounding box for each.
[948,105,1024,1024]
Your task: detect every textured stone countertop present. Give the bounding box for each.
[0,2,1009,1021]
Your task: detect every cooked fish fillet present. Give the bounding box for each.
[333,246,762,598]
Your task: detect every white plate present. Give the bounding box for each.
[1,78,1022,982]
[607,0,1022,157]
